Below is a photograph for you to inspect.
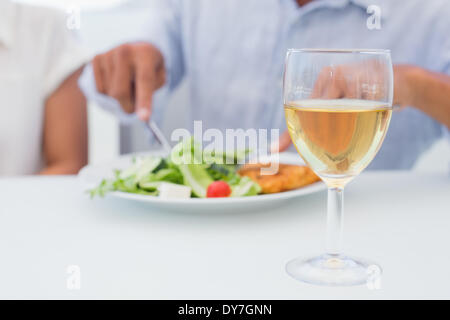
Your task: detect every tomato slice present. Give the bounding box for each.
[206,181,232,198]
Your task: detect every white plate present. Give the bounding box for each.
[78,152,326,212]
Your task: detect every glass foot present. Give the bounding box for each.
[286,254,381,286]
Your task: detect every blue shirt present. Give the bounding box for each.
[79,0,450,169]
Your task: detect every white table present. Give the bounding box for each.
[0,172,449,299]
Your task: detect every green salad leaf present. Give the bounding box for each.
[231,176,262,197]
[89,137,262,199]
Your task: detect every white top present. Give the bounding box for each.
[0,172,448,299]
[0,0,88,175]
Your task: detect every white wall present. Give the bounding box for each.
[87,103,119,165]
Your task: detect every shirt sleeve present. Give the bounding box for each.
[435,30,450,76]
[424,3,450,141]
[135,0,185,91]
[425,3,450,75]
[42,9,90,99]
[78,0,184,124]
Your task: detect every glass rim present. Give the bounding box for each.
[287,48,391,54]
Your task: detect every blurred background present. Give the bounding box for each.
[12,0,450,172]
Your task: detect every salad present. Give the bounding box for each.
[90,138,262,199]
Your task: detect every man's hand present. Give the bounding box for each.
[92,42,166,121]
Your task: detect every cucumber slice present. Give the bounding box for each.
[138,181,161,191]
[178,164,213,198]
[231,177,262,197]
[119,157,162,181]
[135,157,163,181]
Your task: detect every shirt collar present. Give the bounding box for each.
[0,0,15,48]
[287,0,390,20]
[350,0,390,20]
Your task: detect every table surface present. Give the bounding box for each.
[0,172,449,299]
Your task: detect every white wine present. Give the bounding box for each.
[285,99,392,188]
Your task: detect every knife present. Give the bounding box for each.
[143,121,172,155]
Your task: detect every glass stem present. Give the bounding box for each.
[326,187,344,255]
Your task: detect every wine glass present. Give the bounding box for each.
[283,49,393,286]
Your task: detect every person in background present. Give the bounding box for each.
[80,0,450,170]
[0,0,89,175]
